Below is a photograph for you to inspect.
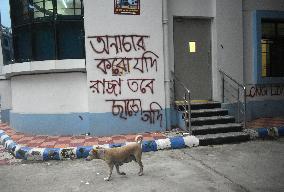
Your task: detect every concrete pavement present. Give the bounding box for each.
[0,116,284,163]
[0,138,283,192]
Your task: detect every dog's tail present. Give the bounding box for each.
[135,135,143,144]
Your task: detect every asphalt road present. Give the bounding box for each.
[0,138,283,192]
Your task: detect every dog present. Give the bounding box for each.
[86,135,143,181]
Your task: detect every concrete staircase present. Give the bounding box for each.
[177,101,250,145]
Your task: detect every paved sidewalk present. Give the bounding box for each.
[247,116,284,129]
[0,124,167,148]
[1,139,283,192]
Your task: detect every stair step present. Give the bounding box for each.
[196,132,250,146]
[191,101,221,110]
[176,101,221,111]
[191,115,235,126]
[192,123,243,135]
[191,108,228,118]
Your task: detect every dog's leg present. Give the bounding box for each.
[137,160,143,176]
[104,164,114,181]
[135,152,143,176]
[115,164,126,175]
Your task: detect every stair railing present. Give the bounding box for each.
[219,69,246,129]
[171,72,192,134]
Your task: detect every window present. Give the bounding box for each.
[1,30,14,64]
[33,22,55,60]
[0,0,14,65]
[10,0,32,26]
[9,0,85,63]
[57,0,82,16]
[261,20,284,77]
[13,26,32,62]
[33,0,54,19]
[57,21,85,59]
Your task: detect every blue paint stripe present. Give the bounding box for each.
[142,140,158,152]
[10,112,90,136]
[1,109,11,123]
[278,127,284,136]
[76,146,93,158]
[170,137,185,149]
[9,144,17,154]
[109,143,125,148]
[10,111,167,136]
[15,147,32,160]
[2,137,12,145]
[43,148,61,160]
[257,128,268,138]
[7,142,17,152]
[0,132,5,137]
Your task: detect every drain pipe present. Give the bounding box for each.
[162,0,171,130]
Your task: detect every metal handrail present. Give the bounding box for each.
[174,74,191,94]
[219,69,246,129]
[172,72,192,134]
[219,69,245,89]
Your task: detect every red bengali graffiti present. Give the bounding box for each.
[90,78,123,96]
[127,79,155,94]
[133,51,159,73]
[105,99,163,127]
[88,35,149,55]
[141,102,163,127]
[95,57,132,76]
[94,51,159,76]
[88,34,162,127]
[246,84,284,98]
[105,99,142,120]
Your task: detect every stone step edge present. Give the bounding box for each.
[191,115,235,122]
[175,101,220,105]
[196,132,249,140]
[192,124,243,135]
[191,108,228,114]
[196,132,251,146]
[0,129,199,161]
[192,123,243,131]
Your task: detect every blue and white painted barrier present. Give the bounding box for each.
[0,129,199,161]
[2,126,284,161]
[256,126,284,138]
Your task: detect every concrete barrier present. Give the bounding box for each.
[0,129,199,161]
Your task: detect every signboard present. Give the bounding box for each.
[114,0,140,15]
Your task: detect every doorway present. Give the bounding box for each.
[174,18,212,100]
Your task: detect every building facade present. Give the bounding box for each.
[0,0,283,136]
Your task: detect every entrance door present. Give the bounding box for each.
[174,18,212,100]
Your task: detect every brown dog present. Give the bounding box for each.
[86,135,143,181]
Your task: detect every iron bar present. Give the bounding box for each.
[187,90,192,135]
[243,86,247,129]
[219,69,246,130]
[172,72,191,134]
[237,87,240,122]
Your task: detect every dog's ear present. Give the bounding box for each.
[93,146,103,149]
[92,149,98,154]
